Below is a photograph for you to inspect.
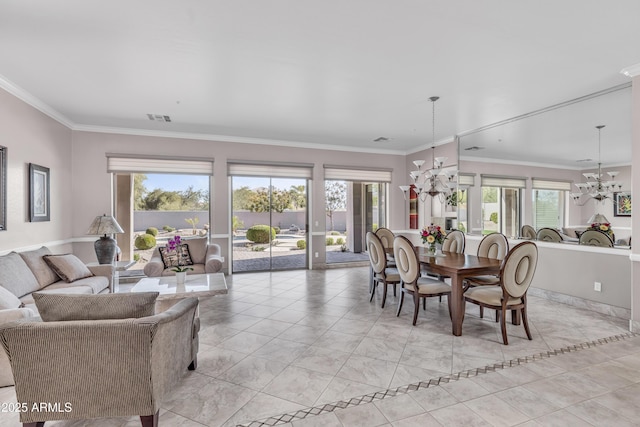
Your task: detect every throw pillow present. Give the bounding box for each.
[0,252,41,298]
[43,254,94,283]
[0,285,23,310]
[159,244,194,269]
[33,292,159,321]
[18,246,60,288]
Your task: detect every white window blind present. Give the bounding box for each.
[227,161,313,179]
[324,165,392,182]
[458,173,475,187]
[481,175,526,189]
[532,178,571,191]
[106,154,214,175]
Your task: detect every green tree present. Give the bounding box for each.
[325,181,347,231]
[289,185,306,209]
[233,186,254,210]
[141,188,183,210]
[133,174,148,210]
[482,187,498,203]
[246,187,292,213]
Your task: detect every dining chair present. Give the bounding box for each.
[536,227,563,242]
[393,235,451,325]
[442,229,465,253]
[366,232,400,308]
[520,225,536,240]
[579,229,614,247]
[463,241,538,345]
[463,232,509,319]
[375,227,396,266]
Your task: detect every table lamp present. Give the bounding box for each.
[87,214,124,264]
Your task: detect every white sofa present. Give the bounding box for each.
[0,246,113,387]
[143,237,223,277]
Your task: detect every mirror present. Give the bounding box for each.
[457,84,632,241]
[0,146,5,231]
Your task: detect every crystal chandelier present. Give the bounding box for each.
[400,96,457,202]
[569,125,625,223]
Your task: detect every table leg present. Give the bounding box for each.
[450,274,464,336]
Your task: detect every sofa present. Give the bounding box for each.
[0,292,199,426]
[0,246,114,387]
[143,237,223,277]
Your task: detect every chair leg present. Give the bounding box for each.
[495,310,499,322]
[396,292,405,317]
[381,282,388,308]
[369,282,376,302]
[423,297,426,310]
[23,423,45,427]
[479,306,484,318]
[499,308,508,345]
[521,306,532,340]
[412,293,420,326]
[140,411,159,427]
[447,295,453,321]
[188,357,197,371]
[438,296,442,302]
[393,284,397,297]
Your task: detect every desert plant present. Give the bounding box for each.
[490,212,498,224]
[162,225,175,232]
[133,253,141,262]
[330,231,341,235]
[326,237,334,246]
[232,216,244,235]
[273,226,281,234]
[340,244,348,252]
[134,233,156,250]
[336,237,345,245]
[145,227,158,236]
[246,225,276,243]
[185,217,200,235]
[296,240,306,249]
[251,245,266,252]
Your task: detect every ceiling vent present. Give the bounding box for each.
[576,158,593,163]
[464,146,484,151]
[147,114,171,122]
[373,136,390,143]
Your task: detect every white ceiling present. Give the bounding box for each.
[0,1,638,167]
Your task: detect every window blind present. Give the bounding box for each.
[458,173,475,187]
[481,175,526,189]
[531,178,572,191]
[324,165,392,182]
[227,161,313,179]
[106,154,214,175]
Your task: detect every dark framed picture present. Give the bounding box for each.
[29,163,50,222]
[613,192,631,217]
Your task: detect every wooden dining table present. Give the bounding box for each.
[416,248,502,336]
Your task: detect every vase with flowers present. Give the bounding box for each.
[588,222,614,239]
[165,235,193,284]
[420,224,446,256]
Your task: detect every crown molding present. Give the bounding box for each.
[621,63,640,78]
[459,155,584,170]
[0,74,75,128]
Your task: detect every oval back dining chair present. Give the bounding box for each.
[579,230,614,247]
[520,225,536,240]
[442,230,465,253]
[375,227,396,266]
[393,235,451,325]
[464,232,510,319]
[366,232,399,308]
[536,227,563,242]
[464,241,538,345]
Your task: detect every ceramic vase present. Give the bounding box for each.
[175,271,187,284]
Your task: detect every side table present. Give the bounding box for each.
[87,260,136,292]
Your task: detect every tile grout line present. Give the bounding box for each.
[235,331,638,427]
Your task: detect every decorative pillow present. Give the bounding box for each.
[159,244,193,269]
[0,285,23,310]
[33,292,159,321]
[18,246,60,288]
[0,252,41,298]
[43,254,94,283]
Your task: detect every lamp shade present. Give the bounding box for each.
[87,215,124,236]
[587,213,610,224]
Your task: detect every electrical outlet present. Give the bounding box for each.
[594,282,602,292]
[315,252,319,258]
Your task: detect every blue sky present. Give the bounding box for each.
[142,174,306,192]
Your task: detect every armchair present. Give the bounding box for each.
[144,237,223,277]
[0,296,200,427]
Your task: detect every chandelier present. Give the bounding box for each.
[400,96,457,202]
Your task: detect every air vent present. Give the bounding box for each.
[576,158,593,163]
[464,146,484,151]
[373,137,390,143]
[147,114,171,122]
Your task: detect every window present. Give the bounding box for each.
[532,179,570,229]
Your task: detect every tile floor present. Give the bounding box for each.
[1,266,639,427]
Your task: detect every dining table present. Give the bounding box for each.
[416,247,503,336]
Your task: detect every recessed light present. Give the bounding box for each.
[147,114,171,122]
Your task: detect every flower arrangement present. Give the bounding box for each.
[588,222,613,238]
[166,235,193,273]
[420,224,446,246]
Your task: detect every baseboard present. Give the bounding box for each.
[528,287,631,322]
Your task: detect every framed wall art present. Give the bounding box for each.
[613,192,631,217]
[29,163,50,222]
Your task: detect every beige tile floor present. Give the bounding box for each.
[1,266,639,427]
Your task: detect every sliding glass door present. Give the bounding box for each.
[231,176,308,272]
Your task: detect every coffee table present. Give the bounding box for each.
[130,273,228,310]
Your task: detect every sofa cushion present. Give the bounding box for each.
[18,246,59,288]
[185,237,207,264]
[0,285,23,309]
[43,254,94,283]
[159,244,194,269]
[19,284,95,307]
[0,252,40,298]
[33,292,160,322]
